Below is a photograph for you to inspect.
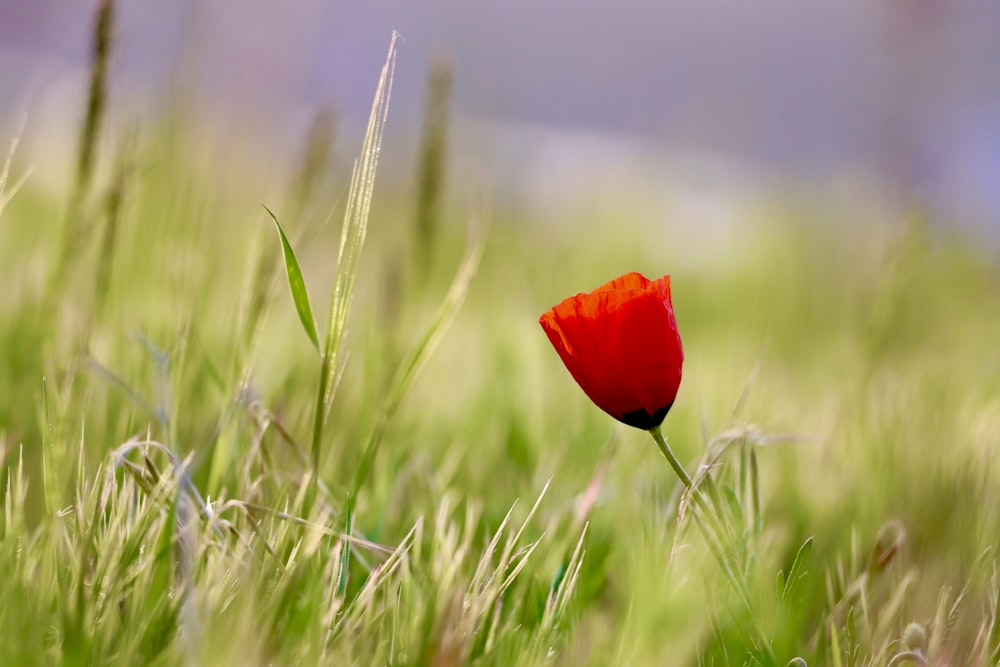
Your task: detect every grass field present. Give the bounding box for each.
[2,16,1000,667]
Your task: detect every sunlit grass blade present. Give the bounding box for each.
[264,203,320,354]
[2,447,26,540]
[309,31,398,476]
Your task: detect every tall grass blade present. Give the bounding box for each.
[413,56,454,278]
[53,0,115,299]
[265,204,320,354]
[90,136,131,337]
[75,0,114,197]
[309,32,398,475]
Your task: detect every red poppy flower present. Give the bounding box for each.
[539,272,683,430]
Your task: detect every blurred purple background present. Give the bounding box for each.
[1,0,998,229]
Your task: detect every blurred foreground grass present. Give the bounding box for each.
[2,22,1000,667]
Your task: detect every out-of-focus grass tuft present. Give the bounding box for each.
[1,7,1000,666]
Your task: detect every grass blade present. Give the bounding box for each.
[264,204,320,354]
[309,31,398,476]
[781,536,814,603]
[413,56,454,279]
[75,0,114,197]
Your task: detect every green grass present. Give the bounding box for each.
[2,15,1000,667]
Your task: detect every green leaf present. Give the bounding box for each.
[264,203,320,354]
[781,536,814,603]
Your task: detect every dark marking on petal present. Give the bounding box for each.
[619,402,673,430]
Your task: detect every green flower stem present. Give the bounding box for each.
[648,424,694,488]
